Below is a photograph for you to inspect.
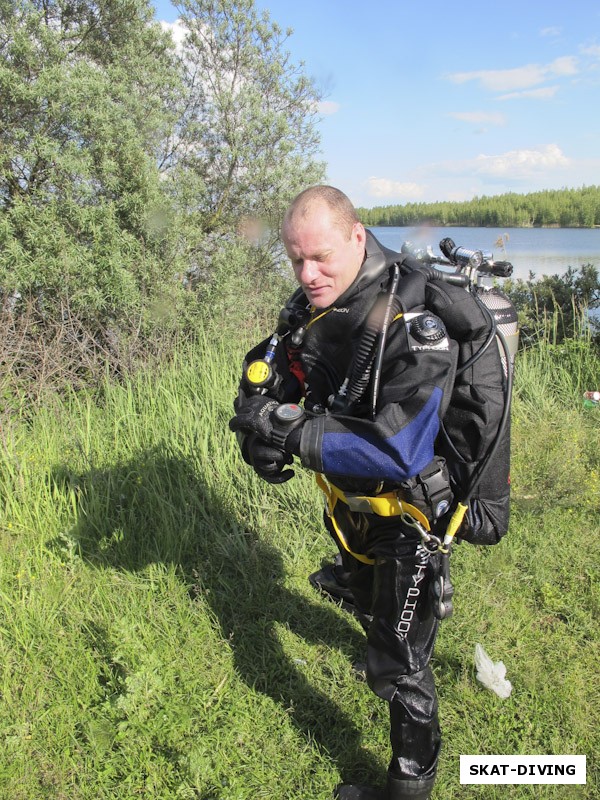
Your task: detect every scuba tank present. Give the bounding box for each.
[475,284,519,377]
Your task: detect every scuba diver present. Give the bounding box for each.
[229,185,515,800]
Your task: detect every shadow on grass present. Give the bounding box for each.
[49,447,382,787]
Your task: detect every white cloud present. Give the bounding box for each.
[316,100,340,116]
[549,56,579,75]
[365,178,426,200]
[160,19,188,52]
[498,86,559,101]
[472,144,570,177]
[580,43,600,58]
[447,64,544,92]
[446,56,578,92]
[449,111,506,126]
[540,27,561,37]
[419,144,571,185]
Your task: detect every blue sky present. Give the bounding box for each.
[153,0,600,208]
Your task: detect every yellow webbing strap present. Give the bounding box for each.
[317,475,431,531]
[315,474,376,565]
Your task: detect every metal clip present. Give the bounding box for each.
[400,512,441,552]
[431,552,454,620]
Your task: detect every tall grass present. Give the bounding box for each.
[514,308,599,410]
[0,322,598,799]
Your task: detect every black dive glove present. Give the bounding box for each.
[240,432,294,484]
[229,396,305,455]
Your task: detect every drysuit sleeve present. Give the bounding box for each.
[298,317,458,483]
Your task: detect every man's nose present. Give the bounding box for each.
[300,260,319,284]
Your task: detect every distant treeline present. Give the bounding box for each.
[357,186,600,228]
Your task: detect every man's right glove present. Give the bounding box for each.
[229,396,304,455]
[238,432,295,484]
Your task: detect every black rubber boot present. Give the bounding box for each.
[334,771,435,800]
[386,771,436,799]
[333,775,435,800]
[309,556,373,630]
[309,555,355,603]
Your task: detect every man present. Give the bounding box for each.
[230,186,458,800]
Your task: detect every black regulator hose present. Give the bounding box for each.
[417,266,470,287]
[330,264,403,413]
[343,299,388,407]
[370,265,402,417]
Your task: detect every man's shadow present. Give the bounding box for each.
[50,447,383,784]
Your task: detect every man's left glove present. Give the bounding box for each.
[229,396,305,455]
[240,433,294,484]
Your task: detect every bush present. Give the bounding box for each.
[503,264,600,345]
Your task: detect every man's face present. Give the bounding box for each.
[283,203,366,309]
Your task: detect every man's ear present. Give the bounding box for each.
[352,221,367,249]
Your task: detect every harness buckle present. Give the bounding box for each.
[344,494,376,514]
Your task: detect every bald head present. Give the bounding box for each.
[282,185,360,242]
[281,186,366,308]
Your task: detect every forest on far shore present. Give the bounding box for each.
[357,186,600,228]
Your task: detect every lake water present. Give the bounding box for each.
[370,226,600,282]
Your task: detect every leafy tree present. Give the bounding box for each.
[0,0,181,323]
[161,0,324,295]
[0,0,325,398]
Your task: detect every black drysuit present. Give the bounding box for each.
[238,231,458,784]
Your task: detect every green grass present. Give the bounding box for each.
[0,326,598,799]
